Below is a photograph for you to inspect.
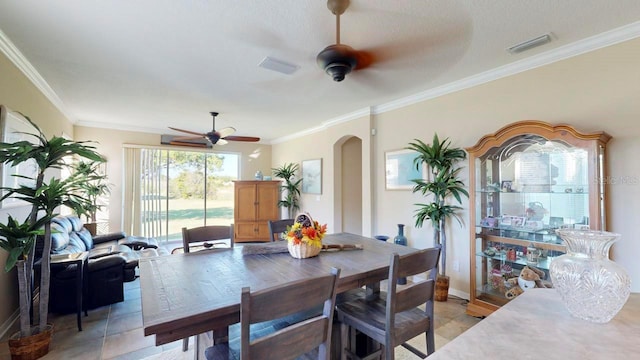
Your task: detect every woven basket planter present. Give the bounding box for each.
[287,242,321,259]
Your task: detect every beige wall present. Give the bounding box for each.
[274,37,640,295]
[74,126,273,235]
[272,114,373,236]
[0,53,74,333]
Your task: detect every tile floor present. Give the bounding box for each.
[0,277,480,359]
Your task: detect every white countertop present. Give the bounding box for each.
[431,289,640,359]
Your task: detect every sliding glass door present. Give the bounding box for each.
[126,147,238,242]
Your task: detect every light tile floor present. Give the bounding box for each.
[1,277,480,359]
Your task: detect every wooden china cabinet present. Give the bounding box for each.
[465,120,611,317]
[233,180,280,242]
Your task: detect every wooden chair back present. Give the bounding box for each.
[267,219,294,242]
[240,267,341,360]
[385,247,440,353]
[181,225,234,253]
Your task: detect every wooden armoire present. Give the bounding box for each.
[233,180,280,242]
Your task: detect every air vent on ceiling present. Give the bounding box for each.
[258,56,300,75]
[507,34,552,54]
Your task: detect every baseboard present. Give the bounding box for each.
[0,308,19,339]
[448,287,470,301]
[0,291,40,340]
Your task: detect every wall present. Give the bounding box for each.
[0,52,73,334]
[74,126,273,235]
[342,137,362,234]
[274,37,640,295]
[272,114,372,236]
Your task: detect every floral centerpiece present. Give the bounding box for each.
[286,213,327,258]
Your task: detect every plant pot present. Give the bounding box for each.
[84,222,98,236]
[435,275,450,302]
[8,324,54,360]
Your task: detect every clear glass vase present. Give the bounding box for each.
[550,229,631,323]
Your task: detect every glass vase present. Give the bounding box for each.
[550,229,631,323]
[394,224,407,285]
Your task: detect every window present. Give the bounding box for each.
[124,147,239,242]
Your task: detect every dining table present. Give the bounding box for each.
[429,289,640,359]
[139,233,418,359]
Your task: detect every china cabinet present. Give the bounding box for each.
[466,121,611,317]
[234,180,280,242]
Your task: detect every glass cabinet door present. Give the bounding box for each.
[466,121,610,317]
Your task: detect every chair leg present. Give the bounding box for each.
[182,337,189,351]
[340,322,349,360]
[426,328,435,356]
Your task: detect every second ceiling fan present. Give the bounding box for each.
[169,112,260,147]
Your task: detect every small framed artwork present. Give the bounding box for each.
[501,180,513,192]
[0,105,39,208]
[301,159,322,194]
[512,216,525,227]
[385,149,425,190]
[480,217,499,228]
[499,216,512,226]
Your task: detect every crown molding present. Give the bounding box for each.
[75,119,168,135]
[373,20,640,114]
[0,29,75,122]
[3,20,639,142]
[270,107,372,144]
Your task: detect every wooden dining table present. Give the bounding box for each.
[139,233,418,358]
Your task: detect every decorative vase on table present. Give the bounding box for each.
[550,229,631,323]
[394,224,407,285]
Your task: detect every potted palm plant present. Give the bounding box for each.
[0,115,104,358]
[73,160,111,235]
[272,163,302,218]
[407,133,468,301]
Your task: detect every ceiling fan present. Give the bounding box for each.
[316,0,374,82]
[168,112,260,147]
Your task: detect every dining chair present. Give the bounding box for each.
[267,219,294,241]
[335,247,441,360]
[181,224,234,253]
[204,267,341,360]
[180,224,234,351]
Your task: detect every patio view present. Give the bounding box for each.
[138,148,239,242]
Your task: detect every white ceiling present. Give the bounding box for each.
[1,1,639,143]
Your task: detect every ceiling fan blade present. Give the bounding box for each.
[223,135,261,142]
[169,127,206,137]
[354,49,375,70]
[216,139,229,146]
[217,127,236,138]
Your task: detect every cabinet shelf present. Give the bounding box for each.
[475,252,556,270]
[466,120,610,317]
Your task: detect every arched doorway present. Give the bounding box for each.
[333,136,362,234]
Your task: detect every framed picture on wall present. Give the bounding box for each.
[302,159,322,194]
[0,105,39,208]
[385,149,424,190]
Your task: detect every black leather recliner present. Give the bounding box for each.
[44,215,127,313]
[38,215,165,313]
